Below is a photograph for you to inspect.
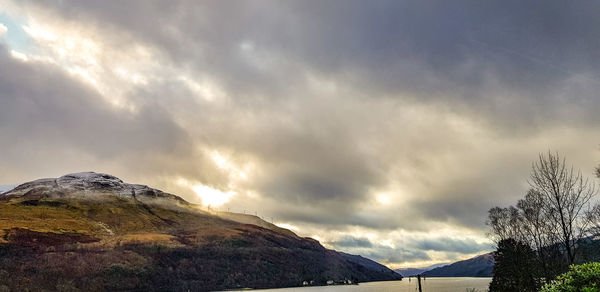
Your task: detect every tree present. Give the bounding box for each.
[487,192,564,283]
[487,152,598,285]
[489,238,541,292]
[586,203,600,236]
[529,152,597,265]
[517,189,565,281]
[516,190,551,252]
[487,206,523,243]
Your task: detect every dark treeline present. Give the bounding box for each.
[487,152,600,291]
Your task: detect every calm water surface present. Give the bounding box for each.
[242,278,491,292]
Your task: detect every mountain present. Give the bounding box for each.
[396,268,428,277]
[0,172,401,291]
[394,263,449,277]
[423,253,494,277]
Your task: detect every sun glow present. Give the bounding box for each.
[209,150,250,180]
[275,223,299,231]
[376,193,391,205]
[178,75,226,103]
[10,49,27,61]
[177,178,236,207]
[191,184,235,207]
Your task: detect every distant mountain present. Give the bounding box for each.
[423,253,494,277]
[339,252,401,277]
[0,172,401,291]
[395,263,449,277]
[395,268,428,277]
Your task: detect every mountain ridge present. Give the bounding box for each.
[423,253,494,277]
[394,262,450,277]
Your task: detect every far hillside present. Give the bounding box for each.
[423,253,494,277]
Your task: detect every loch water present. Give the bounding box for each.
[239,277,492,292]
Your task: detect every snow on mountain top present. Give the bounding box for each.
[57,172,126,190]
[4,172,185,203]
[61,172,122,182]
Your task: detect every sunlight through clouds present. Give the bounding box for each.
[177,178,236,207]
[274,223,299,232]
[376,193,391,205]
[192,184,236,207]
[209,150,253,181]
[9,49,27,61]
[9,12,162,111]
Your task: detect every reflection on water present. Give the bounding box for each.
[242,277,491,292]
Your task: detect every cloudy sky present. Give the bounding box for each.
[1,0,600,268]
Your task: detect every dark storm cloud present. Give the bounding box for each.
[328,236,431,263]
[17,0,600,133]
[414,237,493,254]
[328,236,373,248]
[19,0,600,136]
[326,235,490,263]
[23,1,600,102]
[282,1,600,99]
[367,246,432,263]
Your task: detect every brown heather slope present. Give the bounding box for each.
[0,172,400,291]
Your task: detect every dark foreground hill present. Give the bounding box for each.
[423,253,494,277]
[0,172,401,291]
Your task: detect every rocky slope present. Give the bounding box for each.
[0,172,400,291]
[423,253,494,277]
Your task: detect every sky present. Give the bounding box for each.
[1,0,600,269]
